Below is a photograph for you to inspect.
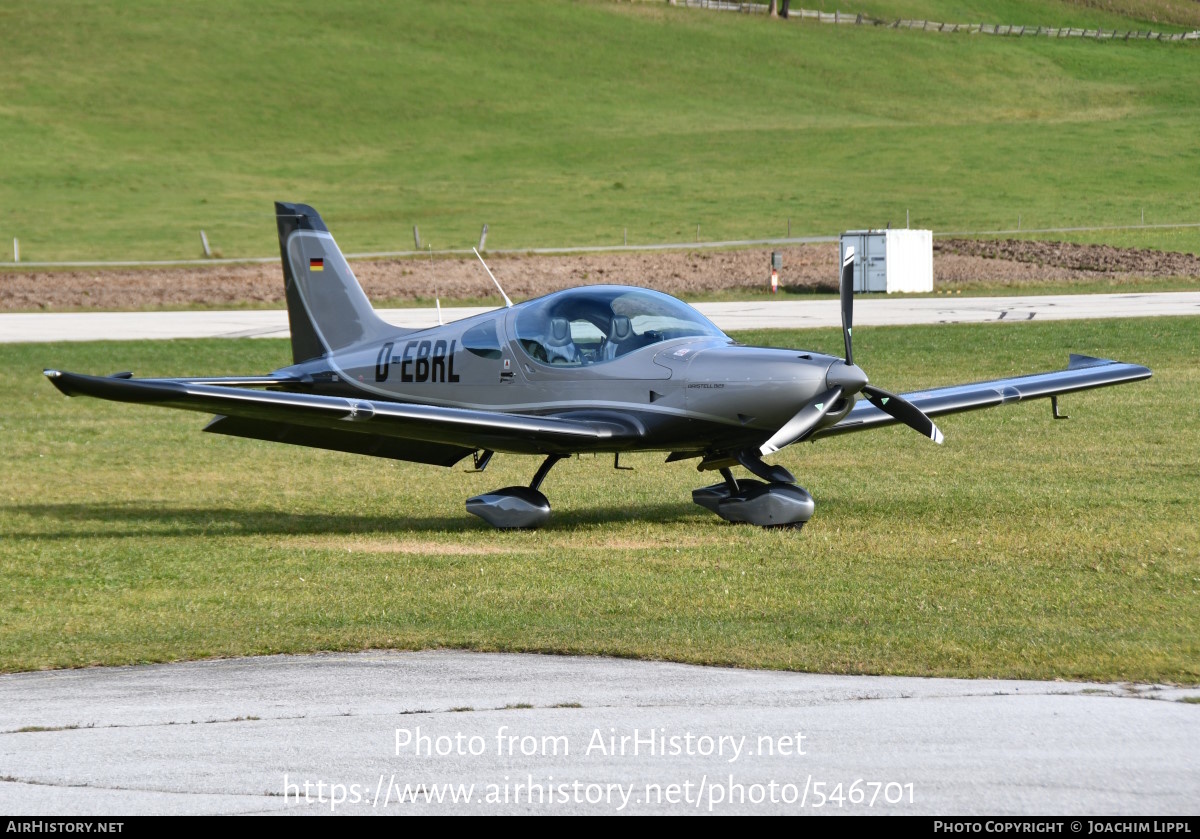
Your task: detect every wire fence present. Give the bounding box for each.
[678,0,1200,42]
[4,221,1200,269]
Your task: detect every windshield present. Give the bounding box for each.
[513,286,726,366]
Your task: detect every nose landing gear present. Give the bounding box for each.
[692,463,815,530]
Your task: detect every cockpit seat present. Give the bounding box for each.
[544,316,579,364]
[602,315,636,360]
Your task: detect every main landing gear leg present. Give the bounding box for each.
[466,454,563,530]
[691,453,815,530]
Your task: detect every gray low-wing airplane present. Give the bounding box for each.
[45,203,1151,529]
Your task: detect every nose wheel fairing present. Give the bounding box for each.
[716,482,815,528]
[691,453,816,529]
[692,480,815,529]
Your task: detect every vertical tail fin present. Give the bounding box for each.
[275,202,394,363]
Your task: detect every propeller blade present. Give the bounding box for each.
[840,247,855,366]
[759,387,843,456]
[862,384,944,444]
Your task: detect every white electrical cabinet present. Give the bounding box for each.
[839,229,933,293]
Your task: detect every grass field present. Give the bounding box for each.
[2,1,1199,262]
[2,316,1196,681]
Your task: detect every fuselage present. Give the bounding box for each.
[278,285,854,454]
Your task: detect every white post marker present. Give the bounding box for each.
[431,244,443,325]
[13,238,18,263]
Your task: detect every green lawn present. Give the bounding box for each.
[2,316,1196,681]
[1,1,1199,262]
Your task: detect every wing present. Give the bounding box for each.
[815,354,1151,439]
[43,370,644,465]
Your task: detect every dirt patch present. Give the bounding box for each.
[3,239,1198,311]
[934,238,1200,283]
[293,538,528,556]
[0,247,841,311]
[573,536,711,551]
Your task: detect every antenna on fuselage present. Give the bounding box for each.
[473,246,513,308]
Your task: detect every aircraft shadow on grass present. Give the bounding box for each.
[9,500,698,540]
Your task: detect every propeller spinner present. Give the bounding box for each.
[758,247,944,456]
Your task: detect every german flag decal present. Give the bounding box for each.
[309,257,324,272]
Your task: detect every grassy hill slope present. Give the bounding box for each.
[1,0,1198,260]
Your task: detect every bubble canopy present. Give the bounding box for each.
[512,286,728,366]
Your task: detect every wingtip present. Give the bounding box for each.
[932,427,945,445]
[43,368,75,397]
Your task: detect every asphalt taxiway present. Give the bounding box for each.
[1,651,1196,815]
[3,291,1199,343]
